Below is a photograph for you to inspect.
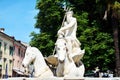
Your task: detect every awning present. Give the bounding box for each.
[13,68,25,75]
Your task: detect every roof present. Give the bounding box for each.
[0,31,27,48]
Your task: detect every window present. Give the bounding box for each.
[0,39,2,50]
[9,60,12,71]
[3,58,6,70]
[0,42,1,49]
[18,48,20,56]
[9,46,14,56]
[20,50,24,57]
[4,42,7,53]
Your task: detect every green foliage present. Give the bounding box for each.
[30,32,54,56]
[113,1,120,9]
[35,0,64,33]
[76,13,114,71]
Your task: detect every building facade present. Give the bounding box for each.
[0,28,27,78]
[0,31,14,78]
[12,40,27,77]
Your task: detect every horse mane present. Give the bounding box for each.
[27,47,39,53]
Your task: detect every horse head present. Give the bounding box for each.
[22,47,36,68]
[55,38,68,63]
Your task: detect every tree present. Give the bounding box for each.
[111,2,120,77]
[103,1,120,76]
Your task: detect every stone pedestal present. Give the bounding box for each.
[5,77,120,80]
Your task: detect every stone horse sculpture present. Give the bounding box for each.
[55,38,85,77]
[22,46,54,78]
[44,10,85,78]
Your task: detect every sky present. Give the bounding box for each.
[0,0,39,43]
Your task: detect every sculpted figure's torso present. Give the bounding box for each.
[57,11,81,55]
[63,17,77,38]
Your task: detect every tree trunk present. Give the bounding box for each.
[112,17,120,77]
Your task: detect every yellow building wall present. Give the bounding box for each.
[0,37,13,78]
